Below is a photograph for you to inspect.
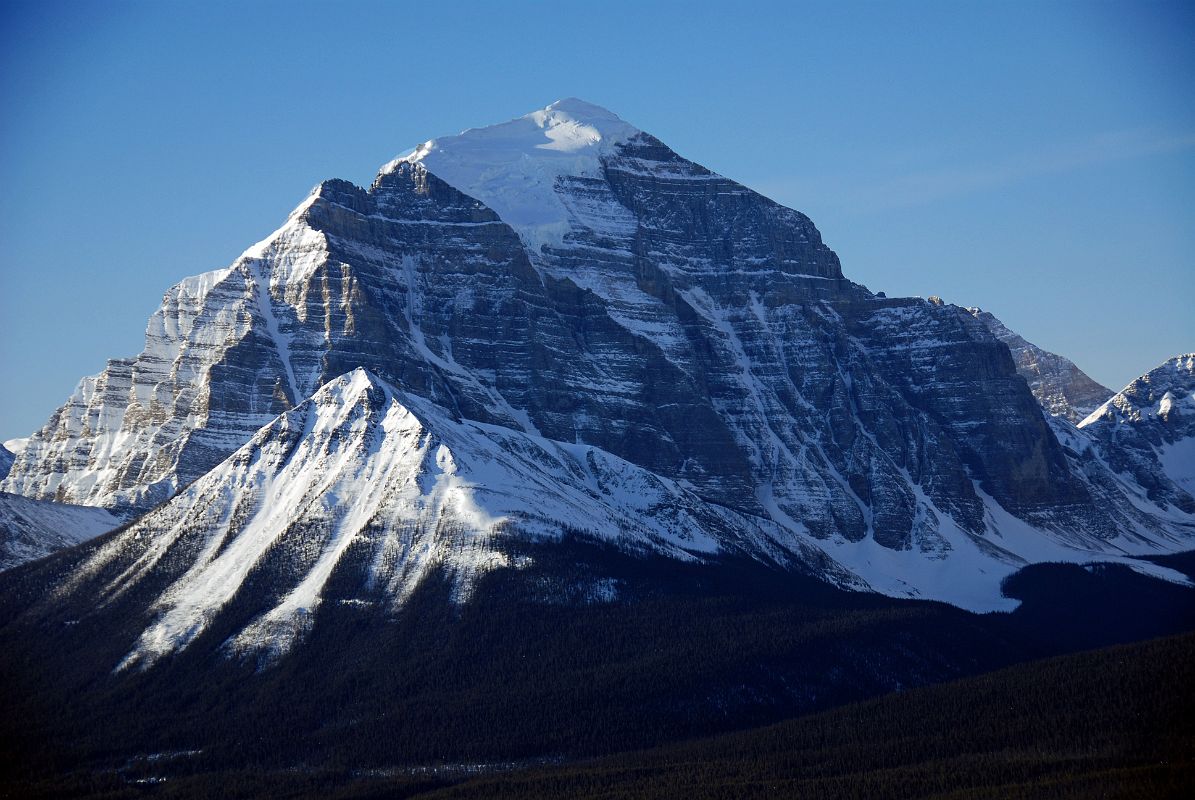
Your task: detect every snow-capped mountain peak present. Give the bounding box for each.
[1079,353,1195,429]
[381,98,643,250]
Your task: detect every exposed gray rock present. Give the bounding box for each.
[967,307,1112,423]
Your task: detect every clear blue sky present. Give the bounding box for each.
[1,0,1192,442]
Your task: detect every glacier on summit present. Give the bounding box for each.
[4,100,1194,651]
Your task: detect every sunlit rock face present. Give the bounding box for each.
[5,100,1193,634]
[967,307,1112,424]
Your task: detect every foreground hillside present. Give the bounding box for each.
[433,632,1195,800]
[8,613,1190,799]
[2,544,1192,798]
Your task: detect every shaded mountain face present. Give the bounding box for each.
[3,535,1193,792]
[966,307,1112,423]
[2,100,1193,625]
[0,492,119,571]
[0,445,12,480]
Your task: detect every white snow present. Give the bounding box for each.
[95,369,779,668]
[382,98,641,252]
[250,259,299,405]
[1157,437,1195,495]
[0,492,120,571]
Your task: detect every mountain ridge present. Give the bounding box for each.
[966,305,1113,423]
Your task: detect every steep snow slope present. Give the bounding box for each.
[0,492,120,571]
[967,307,1112,423]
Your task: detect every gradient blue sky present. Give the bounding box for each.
[1,0,1192,442]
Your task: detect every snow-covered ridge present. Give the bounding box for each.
[73,369,838,668]
[0,194,330,511]
[54,366,1193,669]
[1080,353,1195,429]
[1073,353,1195,517]
[382,98,643,251]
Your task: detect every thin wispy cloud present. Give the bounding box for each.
[759,128,1195,214]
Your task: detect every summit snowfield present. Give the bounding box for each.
[3,100,1194,640]
[387,98,643,252]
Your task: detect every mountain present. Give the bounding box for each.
[70,368,848,669]
[3,100,1192,621]
[2,98,1193,798]
[966,306,1112,423]
[1077,354,1195,514]
[0,491,119,571]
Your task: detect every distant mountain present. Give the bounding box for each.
[1077,353,1195,514]
[966,306,1112,423]
[0,491,119,571]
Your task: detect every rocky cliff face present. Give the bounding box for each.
[3,100,1192,626]
[967,307,1112,423]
